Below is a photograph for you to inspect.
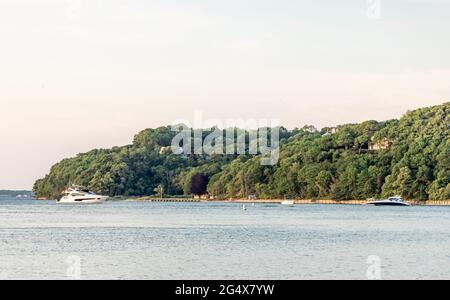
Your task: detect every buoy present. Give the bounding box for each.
[242,204,247,211]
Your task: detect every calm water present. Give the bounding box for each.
[0,199,449,280]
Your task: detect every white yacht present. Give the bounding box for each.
[281,200,295,206]
[57,185,107,204]
[367,196,410,206]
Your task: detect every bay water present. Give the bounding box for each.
[0,199,448,280]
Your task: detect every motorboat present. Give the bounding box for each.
[57,185,107,204]
[367,196,410,206]
[281,200,295,206]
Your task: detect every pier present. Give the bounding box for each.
[136,197,201,203]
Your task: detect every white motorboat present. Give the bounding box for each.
[57,185,107,204]
[367,196,410,206]
[281,200,295,206]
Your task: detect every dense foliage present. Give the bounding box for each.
[34,103,449,200]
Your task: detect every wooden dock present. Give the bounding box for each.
[136,197,201,203]
[408,200,450,206]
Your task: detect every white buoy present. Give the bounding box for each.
[242,204,247,211]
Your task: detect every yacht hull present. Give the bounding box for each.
[57,197,104,204]
[368,201,410,206]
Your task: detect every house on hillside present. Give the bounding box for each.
[369,138,393,151]
[323,127,339,136]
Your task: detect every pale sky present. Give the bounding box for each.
[1,0,449,189]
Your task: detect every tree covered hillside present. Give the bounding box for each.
[34,103,449,200]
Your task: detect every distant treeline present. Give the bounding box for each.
[0,190,33,197]
[34,103,449,201]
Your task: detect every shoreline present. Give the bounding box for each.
[125,197,450,206]
[31,196,450,206]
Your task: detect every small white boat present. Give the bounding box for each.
[281,200,295,206]
[57,185,107,204]
[367,196,410,207]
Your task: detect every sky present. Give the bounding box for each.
[1,0,449,189]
